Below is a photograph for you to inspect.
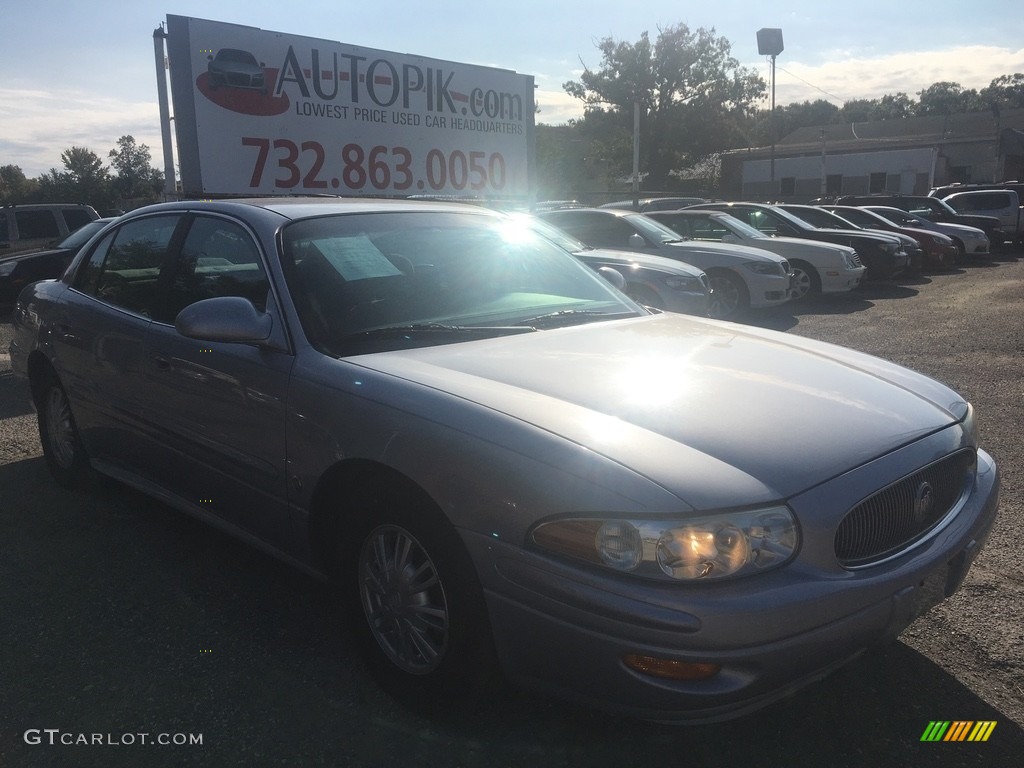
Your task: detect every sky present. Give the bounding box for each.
[2,0,1023,179]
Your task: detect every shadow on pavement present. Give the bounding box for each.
[1,456,1021,767]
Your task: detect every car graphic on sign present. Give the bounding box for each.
[207,48,266,94]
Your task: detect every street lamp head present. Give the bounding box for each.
[756,28,784,57]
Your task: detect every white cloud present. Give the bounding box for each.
[0,88,164,177]
[769,45,1024,106]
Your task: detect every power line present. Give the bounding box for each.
[774,64,847,105]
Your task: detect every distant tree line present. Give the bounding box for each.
[538,23,1024,201]
[0,135,164,213]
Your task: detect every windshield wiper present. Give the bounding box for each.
[343,323,537,340]
[517,309,637,329]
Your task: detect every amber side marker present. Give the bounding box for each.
[623,654,721,681]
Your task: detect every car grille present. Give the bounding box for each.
[850,252,863,267]
[834,449,976,567]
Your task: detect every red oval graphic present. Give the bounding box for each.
[197,68,290,116]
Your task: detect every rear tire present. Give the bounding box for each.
[35,369,88,488]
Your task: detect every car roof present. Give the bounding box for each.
[122,196,497,221]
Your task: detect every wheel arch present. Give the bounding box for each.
[307,458,444,574]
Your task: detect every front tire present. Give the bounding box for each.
[787,259,821,301]
[707,270,750,319]
[339,477,501,712]
[35,370,88,488]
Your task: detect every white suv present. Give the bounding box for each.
[940,190,1022,245]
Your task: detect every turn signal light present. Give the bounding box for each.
[623,654,722,681]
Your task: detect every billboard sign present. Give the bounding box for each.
[165,16,535,198]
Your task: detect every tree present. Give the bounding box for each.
[564,24,765,189]
[34,147,113,209]
[108,135,163,205]
[979,73,1024,110]
[0,164,36,202]
[915,82,981,116]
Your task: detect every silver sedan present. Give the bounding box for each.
[9,198,999,722]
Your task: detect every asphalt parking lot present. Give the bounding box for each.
[1,251,1022,768]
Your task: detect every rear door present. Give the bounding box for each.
[54,213,187,469]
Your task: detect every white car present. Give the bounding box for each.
[648,209,866,301]
[539,208,792,319]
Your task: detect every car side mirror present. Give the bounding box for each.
[597,266,626,291]
[628,232,647,250]
[721,233,739,244]
[175,296,273,344]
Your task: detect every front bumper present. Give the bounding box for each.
[745,272,792,309]
[465,445,998,722]
[819,265,866,294]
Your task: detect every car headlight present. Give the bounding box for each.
[0,261,17,278]
[881,242,899,255]
[743,261,785,276]
[961,403,979,447]
[661,275,703,291]
[530,506,798,582]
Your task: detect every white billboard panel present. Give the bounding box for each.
[165,16,535,198]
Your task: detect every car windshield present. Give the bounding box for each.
[513,214,589,253]
[871,208,922,227]
[831,208,883,229]
[784,206,854,229]
[56,219,110,250]
[281,210,640,354]
[714,214,768,239]
[624,213,687,244]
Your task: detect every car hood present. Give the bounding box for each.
[663,240,786,266]
[810,228,901,245]
[575,247,705,277]
[349,313,963,507]
[740,236,855,259]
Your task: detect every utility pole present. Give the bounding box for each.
[757,29,784,198]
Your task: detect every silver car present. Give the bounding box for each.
[9,198,999,723]
[538,207,792,319]
[514,213,711,316]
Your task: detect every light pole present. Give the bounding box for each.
[756,28,784,197]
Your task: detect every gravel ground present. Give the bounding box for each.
[1,253,1022,767]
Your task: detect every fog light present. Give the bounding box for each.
[623,654,722,681]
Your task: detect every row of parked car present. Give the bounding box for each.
[527,190,1020,320]
[3,187,1019,324]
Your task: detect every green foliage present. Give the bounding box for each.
[563,24,766,190]
[0,165,37,202]
[1,136,163,210]
[108,135,164,205]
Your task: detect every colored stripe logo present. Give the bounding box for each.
[921,721,997,742]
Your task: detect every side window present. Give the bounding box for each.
[73,215,181,318]
[0,214,8,242]
[163,216,269,323]
[15,210,60,239]
[63,209,95,232]
[578,215,637,249]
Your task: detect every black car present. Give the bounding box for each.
[687,202,909,281]
[0,217,115,312]
[777,204,926,272]
[835,195,1006,249]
